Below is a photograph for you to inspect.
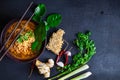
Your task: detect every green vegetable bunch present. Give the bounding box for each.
[61,31,96,72]
[74,32,96,65]
[31,4,62,52]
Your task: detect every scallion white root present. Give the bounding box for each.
[58,64,89,80]
[71,71,92,80]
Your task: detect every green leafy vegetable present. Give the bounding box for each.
[44,21,49,31]
[32,4,46,23]
[49,31,96,80]
[32,3,62,52]
[17,31,34,43]
[31,22,46,51]
[46,14,62,29]
[17,36,23,43]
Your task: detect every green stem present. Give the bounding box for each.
[48,71,69,80]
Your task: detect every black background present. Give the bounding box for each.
[0,0,120,80]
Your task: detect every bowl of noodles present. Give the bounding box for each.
[0,19,46,63]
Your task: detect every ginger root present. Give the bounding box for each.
[35,59,54,78]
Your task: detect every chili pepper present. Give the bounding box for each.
[56,40,73,67]
[64,47,73,66]
[56,40,69,67]
[56,50,65,64]
[64,53,68,66]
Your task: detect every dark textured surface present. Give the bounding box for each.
[0,0,120,80]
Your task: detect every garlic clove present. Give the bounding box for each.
[47,59,54,68]
[57,61,64,67]
[64,51,71,56]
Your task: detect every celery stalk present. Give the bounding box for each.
[58,64,89,80]
[71,72,92,80]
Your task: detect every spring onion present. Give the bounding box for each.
[58,64,89,80]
